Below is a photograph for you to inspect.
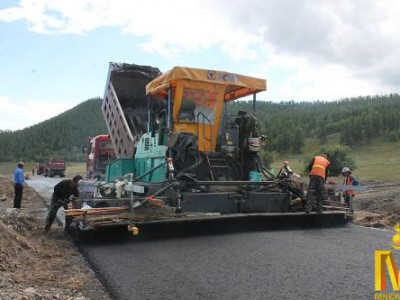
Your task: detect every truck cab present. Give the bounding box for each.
[86,134,116,180]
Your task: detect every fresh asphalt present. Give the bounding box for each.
[78,221,397,300]
[28,177,397,299]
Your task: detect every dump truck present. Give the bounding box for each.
[66,63,350,234]
[85,134,116,180]
[38,158,66,177]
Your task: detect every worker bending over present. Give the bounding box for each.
[45,175,82,233]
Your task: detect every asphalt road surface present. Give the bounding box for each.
[28,177,397,299]
[79,223,395,300]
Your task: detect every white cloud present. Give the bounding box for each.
[0,96,74,130]
[0,0,260,57]
[0,0,400,101]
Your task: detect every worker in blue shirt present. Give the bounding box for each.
[13,161,25,208]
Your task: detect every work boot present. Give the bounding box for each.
[44,225,50,234]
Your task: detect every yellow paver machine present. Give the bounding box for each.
[66,63,350,235]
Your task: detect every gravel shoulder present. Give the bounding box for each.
[0,175,111,300]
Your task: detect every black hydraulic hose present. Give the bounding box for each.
[176,151,203,176]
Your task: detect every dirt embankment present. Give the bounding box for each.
[0,176,110,300]
[353,181,400,228]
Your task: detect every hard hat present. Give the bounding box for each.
[17,161,24,168]
[341,167,351,173]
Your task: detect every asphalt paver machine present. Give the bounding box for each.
[66,63,349,235]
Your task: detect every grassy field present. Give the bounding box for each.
[272,135,400,182]
[0,162,86,178]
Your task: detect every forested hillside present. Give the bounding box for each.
[230,93,400,154]
[1,94,400,162]
[0,98,107,162]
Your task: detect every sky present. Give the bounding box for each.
[0,0,399,130]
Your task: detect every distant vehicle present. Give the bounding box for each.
[86,134,116,180]
[37,158,66,177]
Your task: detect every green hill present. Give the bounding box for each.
[2,94,400,182]
[230,93,400,153]
[0,98,107,162]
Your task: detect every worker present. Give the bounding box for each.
[305,154,330,214]
[45,175,82,233]
[277,160,293,179]
[13,161,25,209]
[341,167,358,213]
[178,99,196,122]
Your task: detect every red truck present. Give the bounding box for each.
[86,135,115,180]
[37,158,66,177]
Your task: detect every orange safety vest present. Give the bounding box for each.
[309,156,330,179]
[343,175,355,196]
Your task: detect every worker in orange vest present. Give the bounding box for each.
[305,153,330,214]
[341,167,358,213]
